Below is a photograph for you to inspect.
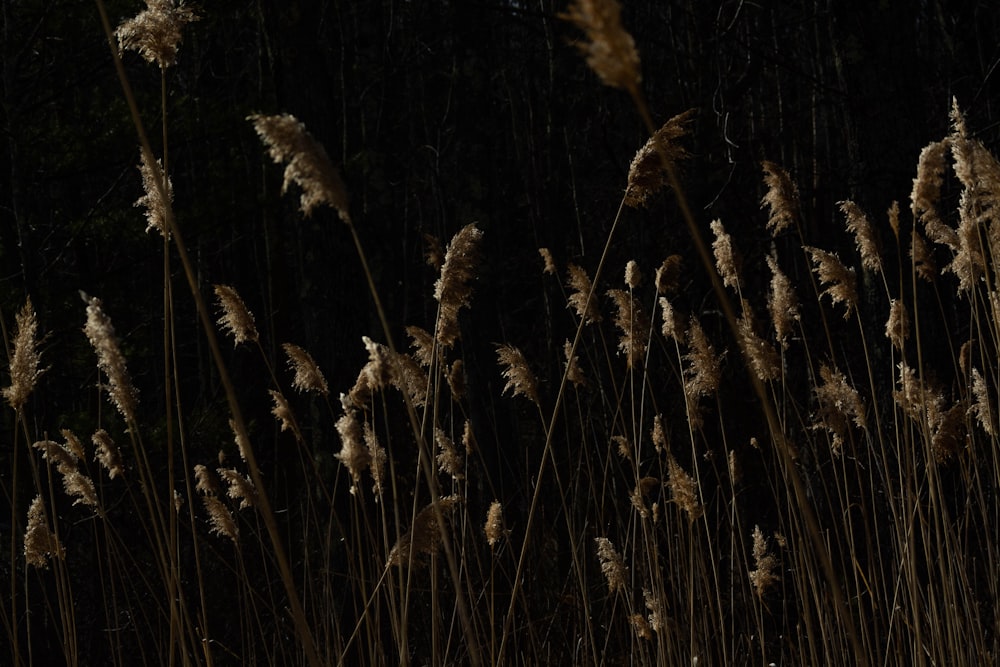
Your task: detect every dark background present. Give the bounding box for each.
[1,0,999,662]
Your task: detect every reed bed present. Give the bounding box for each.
[3,1,998,665]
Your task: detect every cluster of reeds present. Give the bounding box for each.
[3,0,999,665]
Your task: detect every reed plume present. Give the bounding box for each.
[83,295,138,422]
[434,223,483,348]
[567,263,602,324]
[804,246,858,318]
[484,501,504,548]
[594,537,627,594]
[214,284,259,346]
[93,429,124,479]
[115,0,199,69]
[335,410,370,496]
[435,427,464,481]
[563,339,587,387]
[885,299,910,350]
[561,0,641,91]
[363,421,386,498]
[218,468,258,510]
[748,526,779,598]
[607,288,648,369]
[666,455,703,521]
[136,150,172,238]
[841,200,882,274]
[3,297,45,410]
[766,255,798,348]
[387,496,461,567]
[813,363,866,455]
[655,255,682,295]
[283,343,329,396]
[761,160,799,236]
[24,496,64,568]
[710,219,740,290]
[249,113,351,222]
[497,344,540,406]
[538,247,557,275]
[624,109,695,208]
[737,301,780,382]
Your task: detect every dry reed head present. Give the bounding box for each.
[748,526,779,598]
[62,429,86,460]
[4,298,45,410]
[607,288,648,369]
[484,500,504,548]
[666,455,703,521]
[624,260,641,289]
[335,410,370,495]
[538,247,557,275]
[841,200,882,274]
[594,537,627,594]
[283,343,329,396]
[363,421,386,498]
[682,318,720,400]
[249,113,351,222]
[970,368,996,436]
[446,359,465,400]
[804,246,858,318]
[194,463,220,496]
[218,468,257,510]
[435,427,464,481]
[214,284,259,346]
[737,301,780,382]
[910,230,938,281]
[813,363,866,455]
[406,325,436,368]
[269,390,301,441]
[93,429,124,479]
[229,418,250,463]
[885,299,910,349]
[136,150,172,238]
[561,0,641,91]
[563,339,587,387]
[710,219,740,290]
[24,495,64,568]
[387,496,461,567]
[497,344,540,406]
[651,414,667,454]
[349,336,428,408]
[643,588,667,634]
[658,296,684,341]
[630,476,659,519]
[433,224,483,348]
[115,0,199,69]
[625,109,695,208]
[83,295,138,422]
[567,263,602,324]
[932,402,966,464]
[655,255,683,295]
[630,613,653,641]
[761,160,799,236]
[766,255,798,348]
[202,495,238,543]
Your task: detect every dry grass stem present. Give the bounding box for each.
[249,113,351,221]
[115,0,199,69]
[83,295,138,422]
[561,0,641,91]
[434,224,483,348]
[4,298,45,410]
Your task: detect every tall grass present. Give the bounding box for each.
[3,0,999,664]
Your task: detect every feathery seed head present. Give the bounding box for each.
[625,110,695,207]
[24,496,64,568]
[710,219,740,290]
[249,113,351,221]
[561,0,641,91]
[567,263,602,324]
[136,150,172,238]
[539,247,557,275]
[388,496,461,567]
[624,260,641,289]
[335,410,370,495]
[666,455,703,521]
[497,344,540,406]
[841,200,882,274]
[766,255,798,348]
[93,429,124,479]
[804,246,858,318]
[218,468,258,510]
[749,526,779,598]
[202,495,239,543]
[283,343,329,395]
[214,285,258,346]
[433,224,483,348]
[655,255,683,295]
[485,501,505,548]
[607,289,649,369]
[594,537,628,593]
[4,298,45,410]
[885,299,910,349]
[116,0,199,69]
[83,296,138,422]
[761,161,799,236]
[563,339,587,387]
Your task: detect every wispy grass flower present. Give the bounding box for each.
[249,113,351,221]
[561,0,641,91]
[434,224,483,348]
[3,298,45,410]
[116,0,199,69]
[83,295,138,422]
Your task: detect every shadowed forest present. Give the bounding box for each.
[2,1,1000,665]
